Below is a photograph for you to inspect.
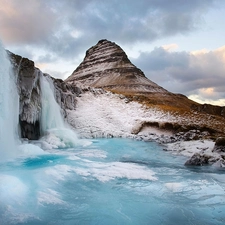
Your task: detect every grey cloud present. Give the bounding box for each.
[1,0,218,60]
[0,0,56,45]
[1,0,222,95]
[37,54,58,64]
[132,47,225,99]
[50,0,218,58]
[132,48,190,71]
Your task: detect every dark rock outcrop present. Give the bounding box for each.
[52,77,81,112]
[184,151,225,167]
[8,51,42,140]
[185,153,211,166]
[213,137,225,152]
[192,103,225,119]
[8,51,80,140]
[19,120,40,140]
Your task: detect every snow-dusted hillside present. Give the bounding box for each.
[66,90,174,138]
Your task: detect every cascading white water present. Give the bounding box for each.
[0,42,19,160]
[40,74,81,148]
[40,74,65,132]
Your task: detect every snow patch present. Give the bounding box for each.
[67,91,174,138]
[165,140,215,157]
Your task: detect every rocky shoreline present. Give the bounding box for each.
[136,129,225,167]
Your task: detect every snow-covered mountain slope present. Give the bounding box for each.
[67,90,171,138]
[66,89,225,139]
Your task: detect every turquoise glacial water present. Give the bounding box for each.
[0,138,225,225]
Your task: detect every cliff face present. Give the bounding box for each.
[8,51,80,140]
[8,51,41,140]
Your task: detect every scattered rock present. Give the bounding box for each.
[184,153,211,166]
[212,158,225,167]
[213,137,225,152]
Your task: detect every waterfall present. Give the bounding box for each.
[0,42,19,160]
[40,74,81,149]
[40,74,65,133]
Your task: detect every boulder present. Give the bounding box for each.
[184,153,211,166]
[213,137,225,152]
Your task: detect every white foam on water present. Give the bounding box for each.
[1,209,39,225]
[43,158,157,184]
[38,188,66,205]
[44,164,73,182]
[73,149,107,159]
[165,182,183,192]
[18,143,47,157]
[73,161,157,182]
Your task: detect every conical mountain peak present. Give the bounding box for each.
[65,40,167,94]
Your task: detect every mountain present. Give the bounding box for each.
[65,39,225,114]
[65,39,186,107]
[7,40,225,141]
[66,39,167,93]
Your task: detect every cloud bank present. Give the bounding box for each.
[0,0,218,57]
[0,0,224,105]
[132,46,225,105]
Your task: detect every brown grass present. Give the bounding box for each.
[109,90,225,137]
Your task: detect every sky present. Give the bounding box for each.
[0,0,225,106]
